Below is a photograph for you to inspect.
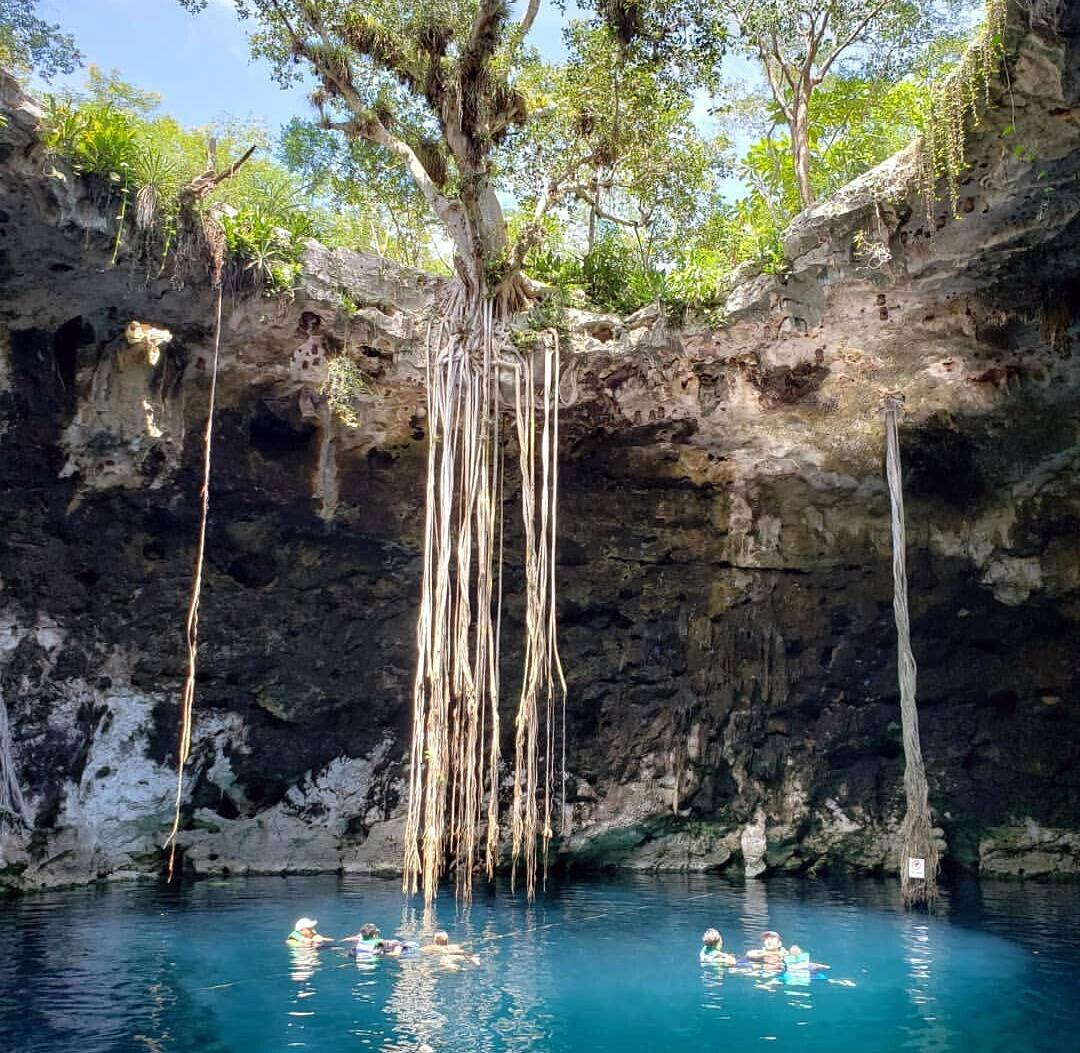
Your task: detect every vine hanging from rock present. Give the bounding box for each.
[916,0,1009,225]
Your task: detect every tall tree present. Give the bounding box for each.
[180,0,543,300]
[704,0,960,209]
[176,0,601,905]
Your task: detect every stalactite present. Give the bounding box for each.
[883,395,940,908]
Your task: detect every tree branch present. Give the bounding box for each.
[181,144,257,202]
[518,0,541,37]
[814,0,895,84]
[563,185,640,228]
[271,2,466,250]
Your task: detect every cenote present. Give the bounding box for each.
[3,2,1080,1052]
[2,874,1079,1052]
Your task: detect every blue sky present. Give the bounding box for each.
[42,0,601,128]
[38,0,745,196]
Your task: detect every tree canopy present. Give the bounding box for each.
[18,0,996,313]
[0,0,82,81]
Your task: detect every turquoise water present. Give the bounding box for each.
[1,874,1077,1052]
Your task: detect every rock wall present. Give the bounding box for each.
[1,0,1078,891]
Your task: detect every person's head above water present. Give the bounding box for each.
[294,917,318,936]
[359,923,380,940]
[702,928,722,947]
[762,931,783,951]
[434,931,450,946]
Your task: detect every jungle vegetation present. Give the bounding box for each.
[5,0,1005,316]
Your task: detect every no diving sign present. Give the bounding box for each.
[908,857,926,879]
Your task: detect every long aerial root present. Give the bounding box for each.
[884,396,940,908]
[0,687,30,837]
[403,285,566,904]
[164,283,223,879]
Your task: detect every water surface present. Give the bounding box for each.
[1,873,1076,1052]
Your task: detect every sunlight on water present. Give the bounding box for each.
[1,874,1077,1052]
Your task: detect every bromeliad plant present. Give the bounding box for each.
[39,77,310,292]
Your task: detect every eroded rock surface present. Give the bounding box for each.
[1,0,1078,890]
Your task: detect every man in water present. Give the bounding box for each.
[699,928,736,966]
[286,917,332,946]
[421,930,480,964]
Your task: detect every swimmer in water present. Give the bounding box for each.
[285,917,333,946]
[746,930,788,966]
[347,922,410,957]
[784,944,829,972]
[421,930,480,964]
[699,928,737,966]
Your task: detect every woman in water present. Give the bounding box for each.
[699,928,737,966]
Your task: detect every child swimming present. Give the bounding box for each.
[699,928,737,966]
[783,944,829,972]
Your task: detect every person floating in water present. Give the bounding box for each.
[286,917,333,946]
[347,922,411,957]
[699,928,737,966]
[746,930,788,966]
[421,930,480,964]
[783,944,829,973]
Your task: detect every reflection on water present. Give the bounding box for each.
[901,918,949,1053]
[1,874,1079,1053]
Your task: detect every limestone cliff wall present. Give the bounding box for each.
[0,0,1078,890]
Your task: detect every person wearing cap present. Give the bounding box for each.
[286,917,333,946]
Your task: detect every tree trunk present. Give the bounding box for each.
[790,103,815,210]
[454,172,510,292]
[587,179,599,254]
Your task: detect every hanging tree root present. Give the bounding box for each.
[0,687,30,839]
[883,394,941,908]
[162,146,253,877]
[163,212,227,880]
[403,280,566,905]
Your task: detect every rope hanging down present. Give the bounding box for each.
[883,395,940,907]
